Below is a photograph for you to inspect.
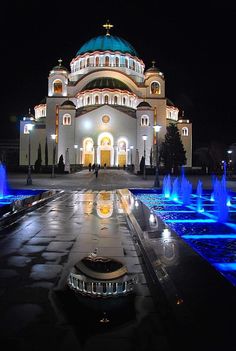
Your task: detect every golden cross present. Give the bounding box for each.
[152,60,156,67]
[103,20,114,36]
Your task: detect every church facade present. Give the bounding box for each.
[19,23,192,171]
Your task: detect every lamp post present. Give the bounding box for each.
[153,124,162,187]
[80,147,83,165]
[227,150,233,176]
[130,145,133,169]
[74,144,78,171]
[142,135,147,179]
[26,123,34,185]
[51,134,57,178]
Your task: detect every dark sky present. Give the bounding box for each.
[0,1,236,150]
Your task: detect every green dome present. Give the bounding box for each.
[76,35,138,57]
[81,77,131,92]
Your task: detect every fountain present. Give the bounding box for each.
[0,163,59,223]
[129,169,236,287]
[0,163,8,198]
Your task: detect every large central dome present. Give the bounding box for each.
[76,35,138,57]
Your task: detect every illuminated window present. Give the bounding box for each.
[53,79,62,94]
[182,127,188,136]
[104,95,109,104]
[24,125,29,134]
[118,140,126,151]
[95,57,99,66]
[105,56,109,66]
[86,58,90,66]
[114,96,118,104]
[63,113,71,125]
[95,95,99,104]
[151,81,160,95]
[141,115,149,126]
[115,57,119,66]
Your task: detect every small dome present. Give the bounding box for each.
[52,59,68,72]
[137,101,151,108]
[61,100,76,107]
[145,60,160,74]
[81,77,131,92]
[76,35,138,57]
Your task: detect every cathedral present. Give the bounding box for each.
[19,22,192,171]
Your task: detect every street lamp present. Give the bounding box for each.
[26,123,34,185]
[80,147,83,165]
[74,144,78,171]
[227,150,233,176]
[153,124,162,187]
[142,135,147,179]
[51,134,57,178]
[130,145,134,168]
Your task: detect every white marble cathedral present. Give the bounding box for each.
[19,22,192,170]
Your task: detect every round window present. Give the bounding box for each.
[102,115,110,124]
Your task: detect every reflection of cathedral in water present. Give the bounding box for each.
[96,191,113,218]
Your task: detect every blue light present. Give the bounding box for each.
[165,219,216,223]
[182,234,236,239]
[213,263,236,271]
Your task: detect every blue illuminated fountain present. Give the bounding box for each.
[0,163,54,222]
[130,168,236,287]
[0,163,8,198]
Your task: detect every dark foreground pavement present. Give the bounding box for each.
[1,169,236,350]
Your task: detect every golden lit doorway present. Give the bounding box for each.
[101,150,110,166]
[118,154,126,167]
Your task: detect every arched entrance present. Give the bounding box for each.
[97,132,114,167]
[117,138,128,167]
[83,138,94,166]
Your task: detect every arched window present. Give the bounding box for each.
[87,96,90,105]
[151,81,161,95]
[86,57,90,67]
[63,113,71,125]
[114,96,118,104]
[123,97,126,105]
[182,127,188,136]
[141,115,149,126]
[53,79,62,94]
[95,57,99,66]
[104,95,109,104]
[95,95,99,104]
[115,57,119,66]
[125,58,128,68]
[105,56,109,66]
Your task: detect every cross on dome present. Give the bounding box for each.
[152,60,156,68]
[103,20,114,36]
[58,58,62,66]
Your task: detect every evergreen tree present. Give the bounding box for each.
[150,147,153,168]
[34,143,42,172]
[160,123,186,174]
[58,154,65,173]
[139,156,145,174]
[45,137,48,166]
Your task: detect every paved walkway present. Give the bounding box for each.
[2,169,236,350]
[0,188,171,350]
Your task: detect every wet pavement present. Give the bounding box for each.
[0,187,171,351]
[1,169,236,350]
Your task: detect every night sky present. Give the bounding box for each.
[0,1,235,150]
